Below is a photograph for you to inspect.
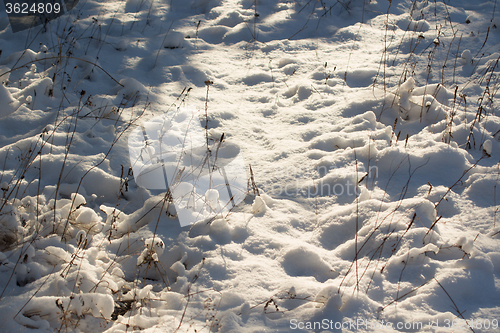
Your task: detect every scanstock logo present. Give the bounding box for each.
[128,107,247,227]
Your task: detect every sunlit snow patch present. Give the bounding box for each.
[128,107,247,227]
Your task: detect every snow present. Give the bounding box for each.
[0,0,500,332]
[483,139,493,156]
[0,82,18,118]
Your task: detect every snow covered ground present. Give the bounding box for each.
[0,0,499,332]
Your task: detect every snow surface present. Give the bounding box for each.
[0,0,500,332]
